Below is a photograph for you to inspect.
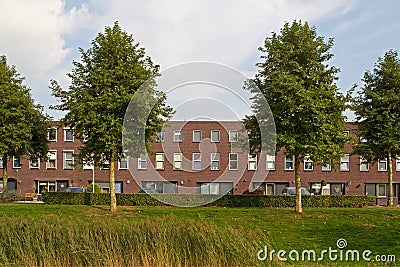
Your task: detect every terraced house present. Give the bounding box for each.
[1,120,399,204]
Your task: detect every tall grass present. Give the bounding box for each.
[0,215,268,266]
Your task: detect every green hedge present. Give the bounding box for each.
[41,192,376,208]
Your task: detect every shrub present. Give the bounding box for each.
[42,192,376,208]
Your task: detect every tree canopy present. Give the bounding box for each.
[247,21,350,213]
[50,21,172,212]
[351,49,400,206]
[0,55,49,197]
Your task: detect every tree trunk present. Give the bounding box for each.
[2,155,8,200]
[109,151,117,212]
[295,155,302,214]
[387,151,394,206]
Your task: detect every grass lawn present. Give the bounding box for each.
[0,204,399,266]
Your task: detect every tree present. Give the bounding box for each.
[50,22,172,212]
[0,55,49,199]
[351,50,400,206]
[247,21,349,213]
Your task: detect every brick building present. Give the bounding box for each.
[1,120,399,203]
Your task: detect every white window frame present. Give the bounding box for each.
[343,130,350,136]
[378,159,387,172]
[64,128,74,142]
[46,150,57,169]
[173,130,182,142]
[173,153,183,170]
[29,157,40,169]
[156,131,164,142]
[83,160,94,170]
[396,157,400,172]
[138,154,147,170]
[285,155,294,171]
[13,156,21,169]
[0,156,3,169]
[63,151,74,170]
[48,128,57,142]
[322,162,331,171]
[192,153,201,170]
[340,154,350,171]
[229,153,238,170]
[211,130,220,142]
[248,154,257,171]
[377,184,387,198]
[101,161,110,170]
[303,155,313,171]
[266,154,275,170]
[156,153,165,170]
[211,153,220,170]
[360,157,369,172]
[193,130,202,142]
[118,154,128,170]
[229,130,238,142]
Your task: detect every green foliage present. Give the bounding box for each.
[42,192,376,208]
[351,50,400,161]
[87,183,102,193]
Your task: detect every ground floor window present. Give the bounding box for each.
[35,180,68,194]
[252,182,289,195]
[197,182,233,195]
[96,181,124,193]
[0,178,17,192]
[142,181,178,193]
[365,183,397,198]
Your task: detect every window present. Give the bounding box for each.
[193,130,202,142]
[83,160,94,170]
[330,183,345,195]
[192,153,201,170]
[138,154,147,170]
[322,162,331,171]
[156,153,164,170]
[248,154,257,170]
[211,130,220,142]
[304,155,313,171]
[47,151,57,169]
[285,155,294,170]
[253,182,275,195]
[397,157,400,171]
[174,153,183,170]
[13,157,21,169]
[377,184,387,197]
[30,157,40,169]
[48,128,57,141]
[101,161,110,170]
[119,154,128,170]
[64,128,74,142]
[343,130,350,136]
[211,153,220,170]
[360,157,369,172]
[63,151,74,169]
[198,182,233,195]
[340,154,350,171]
[229,153,238,170]
[229,130,238,142]
[142,181,178,193]
[173,130,182,142]
[156,131,164,142]
[0,157,3,169]
[378,159,387,171]
[266,154,275,170]
[359,137,367,143]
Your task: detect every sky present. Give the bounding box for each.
[0,0,399,121]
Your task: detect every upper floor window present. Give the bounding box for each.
[173,153,183,170]
[29,157,40,169]
[248,154,257,170]
[0,156,3,169]
[119,154,128,170]
[396,157,400,172]
[266,154,275,170]
[64,128,74,142]
[47,151,57,169]
[63,151,74,169]
[360,157,369,172]
[211,130,220,142]
[322,162,331,171]
[304,156,313,171]
[285,155,294,170]
[229,153,238,170]
[101,161,110,170]
[173,130,182,142]
[156,153,165,170]
[378,159,387,171]
[192,153,201,170]
[211,153,220,170]
[48,128,57,141]
[83,160,94,170]
[156,132,164,142]
[342,130,350,136]
[138,154,147,170]
[340,154,350,171]
[193,130,202,142]
[13,157,21,169]
[229,130,238,142]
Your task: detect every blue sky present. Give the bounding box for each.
[0,0,399,120]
